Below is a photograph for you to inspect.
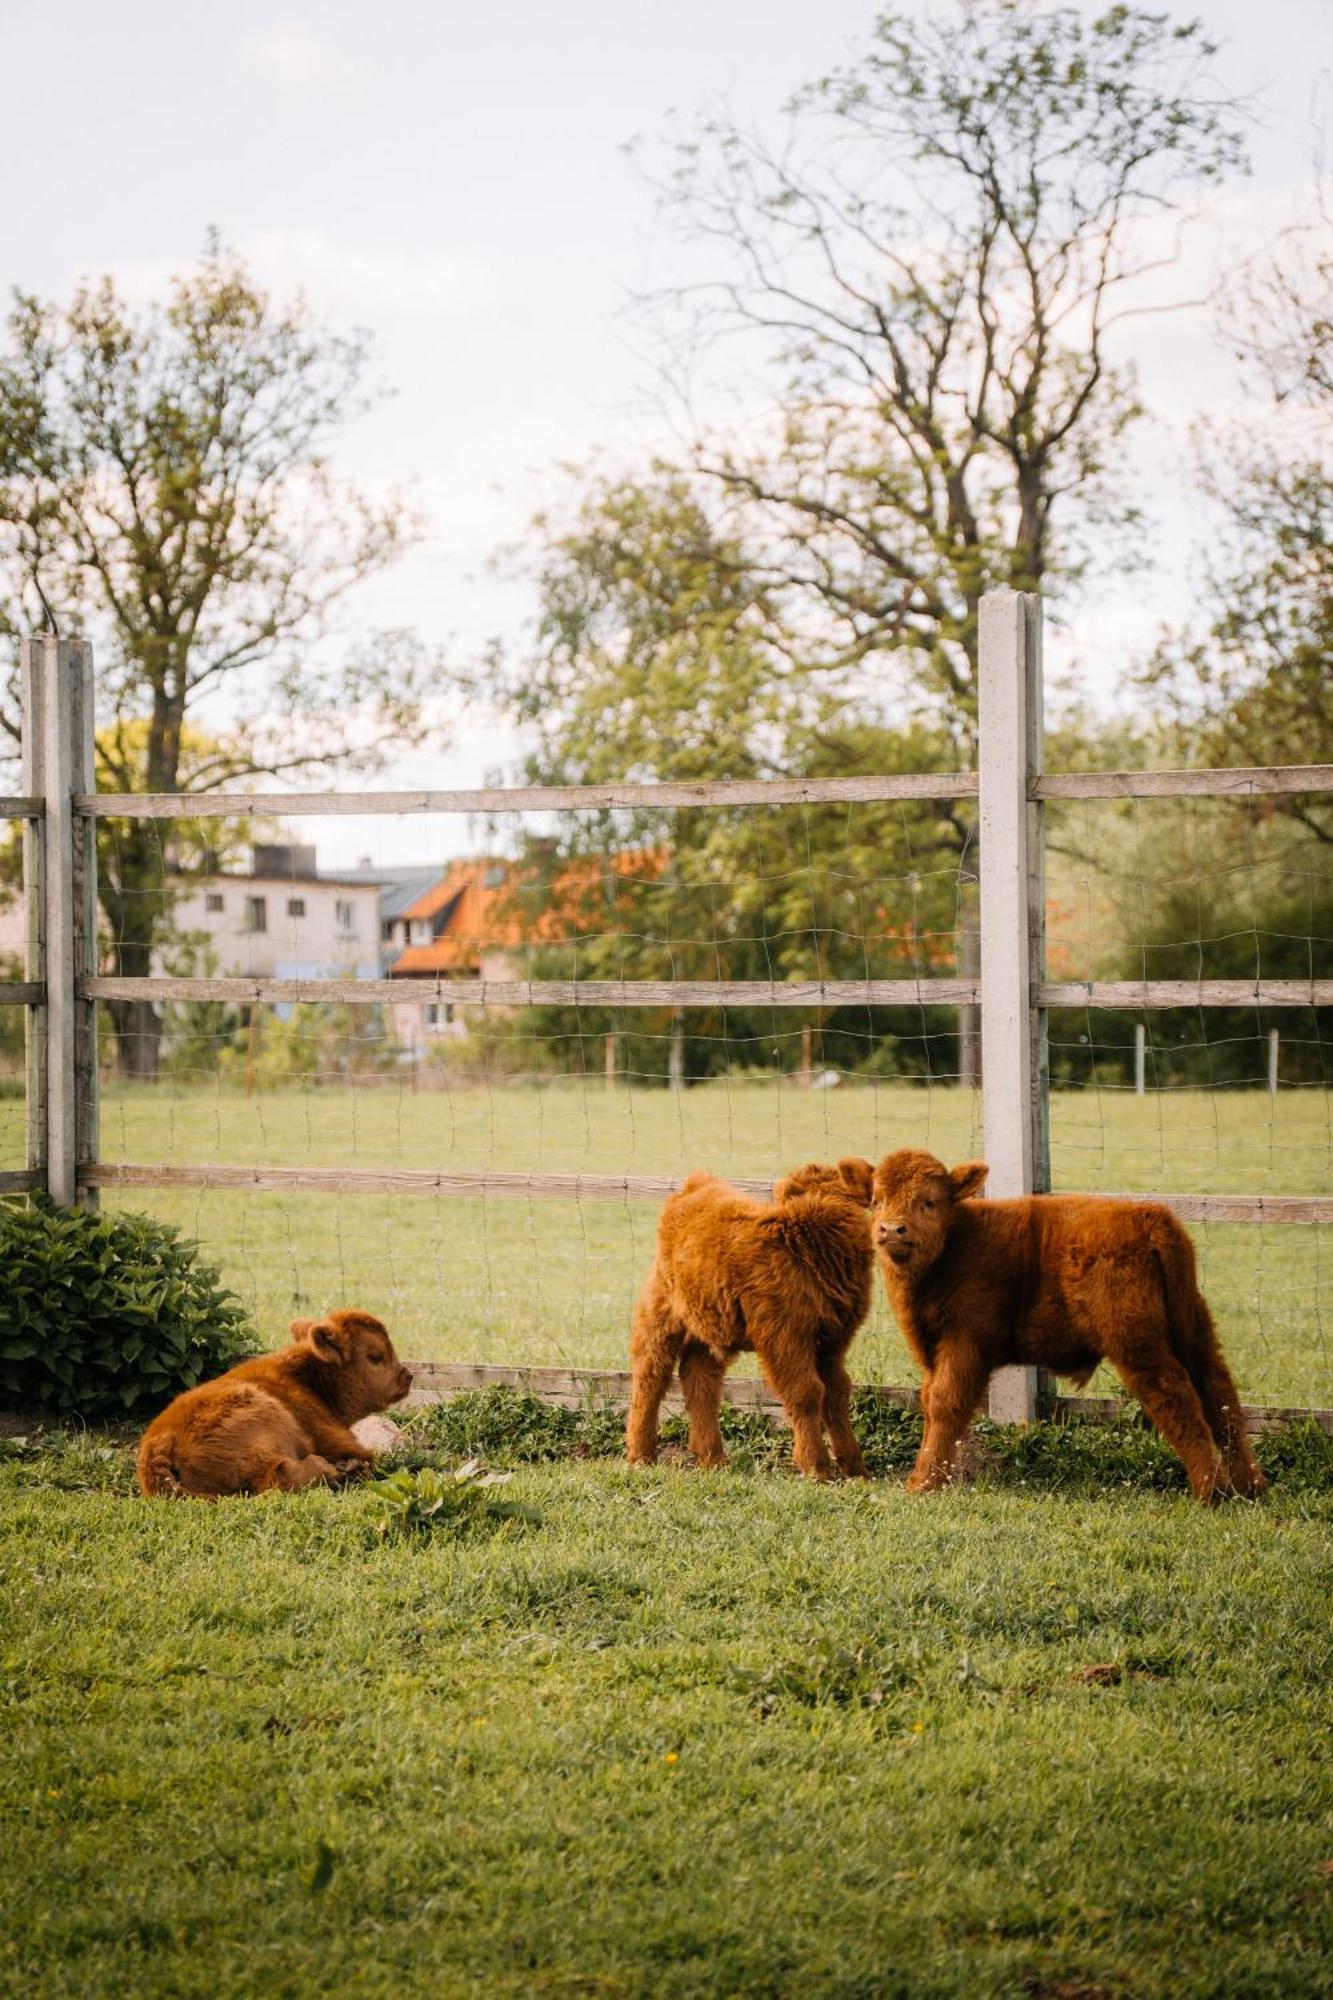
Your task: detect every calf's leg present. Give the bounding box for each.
[908,1344,988,1493]
[817,1348,868,1477]
[1188,1335,1267,1499]
[252,1453,347,1493]
[1110,1347,1232,1504]
[678,1338,729,1468]
[626,1274,683,1465]
[755,1331,831,1480]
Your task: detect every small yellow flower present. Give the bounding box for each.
[910,1722,925,1734]
[663,1751,679,1764]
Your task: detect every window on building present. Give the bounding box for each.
[336,899,357,935]
[382,918,395,942]
[287,897,306,919]
[244,895,267,934]
[424,1003,454,1030]
[410,918,432,946]
[205,892,224,914]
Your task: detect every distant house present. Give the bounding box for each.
[385,857,525,1050]
[384,850,668,1054]
[169,844,383,984]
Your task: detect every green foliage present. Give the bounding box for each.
[0,1200,257,1416]
[368,1460,537,1540]
[0,235,429,1079]
[393,1385,1332,1497]
[406,1386,581,1462]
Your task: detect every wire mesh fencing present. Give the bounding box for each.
[10,606,1333,1418]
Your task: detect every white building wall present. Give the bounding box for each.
[168,875,381,981]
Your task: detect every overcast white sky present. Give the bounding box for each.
[4,0,1329,858]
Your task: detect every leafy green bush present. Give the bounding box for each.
[0,1201,258,1417]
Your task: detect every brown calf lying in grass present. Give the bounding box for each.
[137,1310,413,1498]
[626,1159,876,1480]
[870,1149,1266,1504]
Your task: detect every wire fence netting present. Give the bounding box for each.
[4,788,1330,1408]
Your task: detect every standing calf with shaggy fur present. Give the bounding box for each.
[137,1309,413,1498]
[626,1158,876,1480]
[871,1149,1266,1504]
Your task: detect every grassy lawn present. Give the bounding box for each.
[3,1410,1332,2000]
[26,1079,1329,1409]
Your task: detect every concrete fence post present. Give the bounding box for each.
[978,591,1047,1424]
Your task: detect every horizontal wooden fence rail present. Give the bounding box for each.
[0,1169,40,1194]
[0,981,44,1005]
[399,1361,1333,1437]
[1039,979,1333,1008]
[76,772,979,818]
[69,762,1333,822]
[0,795,44,817]
[1033,764,1333,800]
[80,974,1332,1010]
[82,1160,1333,1224]
[82,974,979,1009]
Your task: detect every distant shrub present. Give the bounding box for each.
[0,1201,258,1417]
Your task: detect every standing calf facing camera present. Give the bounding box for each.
[626,1158,876,1480]
[871,1149,1266,1504]
[136,1309,413,1498]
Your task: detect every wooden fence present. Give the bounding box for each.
[5,593,1332,1428]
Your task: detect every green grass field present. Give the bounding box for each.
[18,1079,1322,1411]
[3,1413,1332,2000]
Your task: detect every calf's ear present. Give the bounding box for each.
[949,1161,989,1201]
[307,1319,349,1364]
[288,1317,316,1342]
[836,1157,874,1207]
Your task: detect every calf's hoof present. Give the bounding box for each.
[1194,1465,1236,1506]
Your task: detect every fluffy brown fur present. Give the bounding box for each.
[136,1310,413,1498]
[625,1158,875,1479]
[871,1148,1266,1504]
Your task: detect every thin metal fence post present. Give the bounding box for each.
[979,590,1042,1423]
[1268,1027,1279,1097]
[20,642,47,1180]
[1135,1022,1146,1096]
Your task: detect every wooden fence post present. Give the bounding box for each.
[29,636,97,1206]
[979,591,1046,1423]
[20,643,46,1181]
[72,643,98,1202]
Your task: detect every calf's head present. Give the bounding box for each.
[289,1309,413,1418]
[870,1150,988,1274]
[775,1157,874,1207]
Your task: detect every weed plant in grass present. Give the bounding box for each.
[2,1421,1331,1999]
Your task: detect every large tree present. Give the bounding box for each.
[497,3,1246,1079]
[0,238,432,1076]
[1145,171,1333,841]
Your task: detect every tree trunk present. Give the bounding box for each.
[101,821,167,1081]
[668,1011,685,1090]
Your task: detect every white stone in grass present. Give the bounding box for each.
[350,1415,403,1454]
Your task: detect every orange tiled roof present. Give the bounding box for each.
[388,853,665,978]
